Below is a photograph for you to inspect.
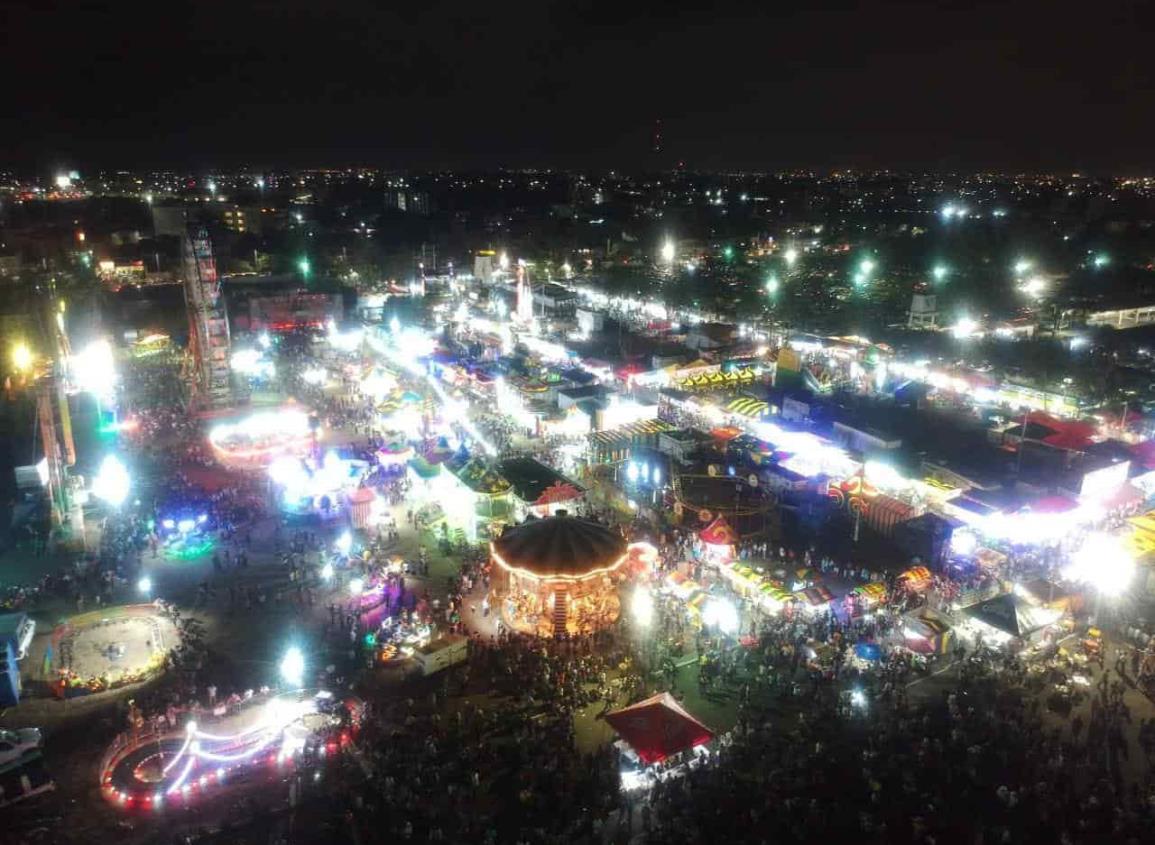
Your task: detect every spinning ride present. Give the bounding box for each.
[492,514,628,637]
[100,690,357,810]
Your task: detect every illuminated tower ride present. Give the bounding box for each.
[183,225,233,409]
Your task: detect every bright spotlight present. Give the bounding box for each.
[932,265,948,282]
[1063,532,1135,597]
[320,561,334,581]
[279,646,306,688]
[1021,276,1047,298]
[783,247,798,266]
[702,597,739,635]
[1013,259,1032,276]
[137,576,152,596]
[765,275,780,294]
[951,318,979,339]
[11,342,32,372]
[850,689,867,709]
[498,252,510,271]
[335,531,352,554]
[631,587,654,627]
[950,529,979,557]
[660,240,676,264]
[92,455,130,507]
[859,258,875,275]
[72,339,117,400]
[348,577,364,597]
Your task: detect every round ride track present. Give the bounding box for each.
[100,690,356,810]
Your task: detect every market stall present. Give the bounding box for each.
[605,692,714,765]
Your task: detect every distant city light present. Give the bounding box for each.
[932,265,948,282]
[1013,259,1032,275]
[765,275,780,295]
[297,257,311,276]
[660,240,676,264]
[783,246,798,266]
[1093,253,1110,268]
[55,174,72,190]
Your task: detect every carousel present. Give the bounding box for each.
[491,514,628,638]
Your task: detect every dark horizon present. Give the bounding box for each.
[2,0,1151,176]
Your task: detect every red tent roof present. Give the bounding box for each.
[1024,411,1096,452]
[604,692,715,764]
[699,516,738,546]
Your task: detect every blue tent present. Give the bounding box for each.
[854,642,882,661]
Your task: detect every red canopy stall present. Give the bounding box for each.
[605,692,715,765]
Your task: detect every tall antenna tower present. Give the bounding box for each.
[183,224,232,409]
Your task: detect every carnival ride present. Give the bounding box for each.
[100,690,357,810]
[158,514,215,560]
[47,605,179,698]
[671,470,777,538]
[208,409,315,467]
[268,451,369,518]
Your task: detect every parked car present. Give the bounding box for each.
[0,728,42,766]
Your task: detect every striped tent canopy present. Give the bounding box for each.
[726,397,770,418]
[759,583,795,603]
[852,582,887,601]
[796,585,835,606]
[898,566,933,589]
[589,419,675,447]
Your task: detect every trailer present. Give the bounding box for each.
[414,634,468,676]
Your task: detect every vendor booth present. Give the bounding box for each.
[605,692,714,765]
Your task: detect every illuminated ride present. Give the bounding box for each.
[208,409,315,467]
[101,690,359,811]
[48,604,180,698]
[671,470,776,538]
[491,514,629,638]
[158,514,214,560]
[268,451,369,519]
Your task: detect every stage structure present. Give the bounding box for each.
[183,225,232,409]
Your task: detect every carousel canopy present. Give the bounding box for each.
[492,515,627,579]
[605,692,715,765]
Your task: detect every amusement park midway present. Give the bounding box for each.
[7,292,1155,845]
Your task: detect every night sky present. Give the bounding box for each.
[2,0,1151,172]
